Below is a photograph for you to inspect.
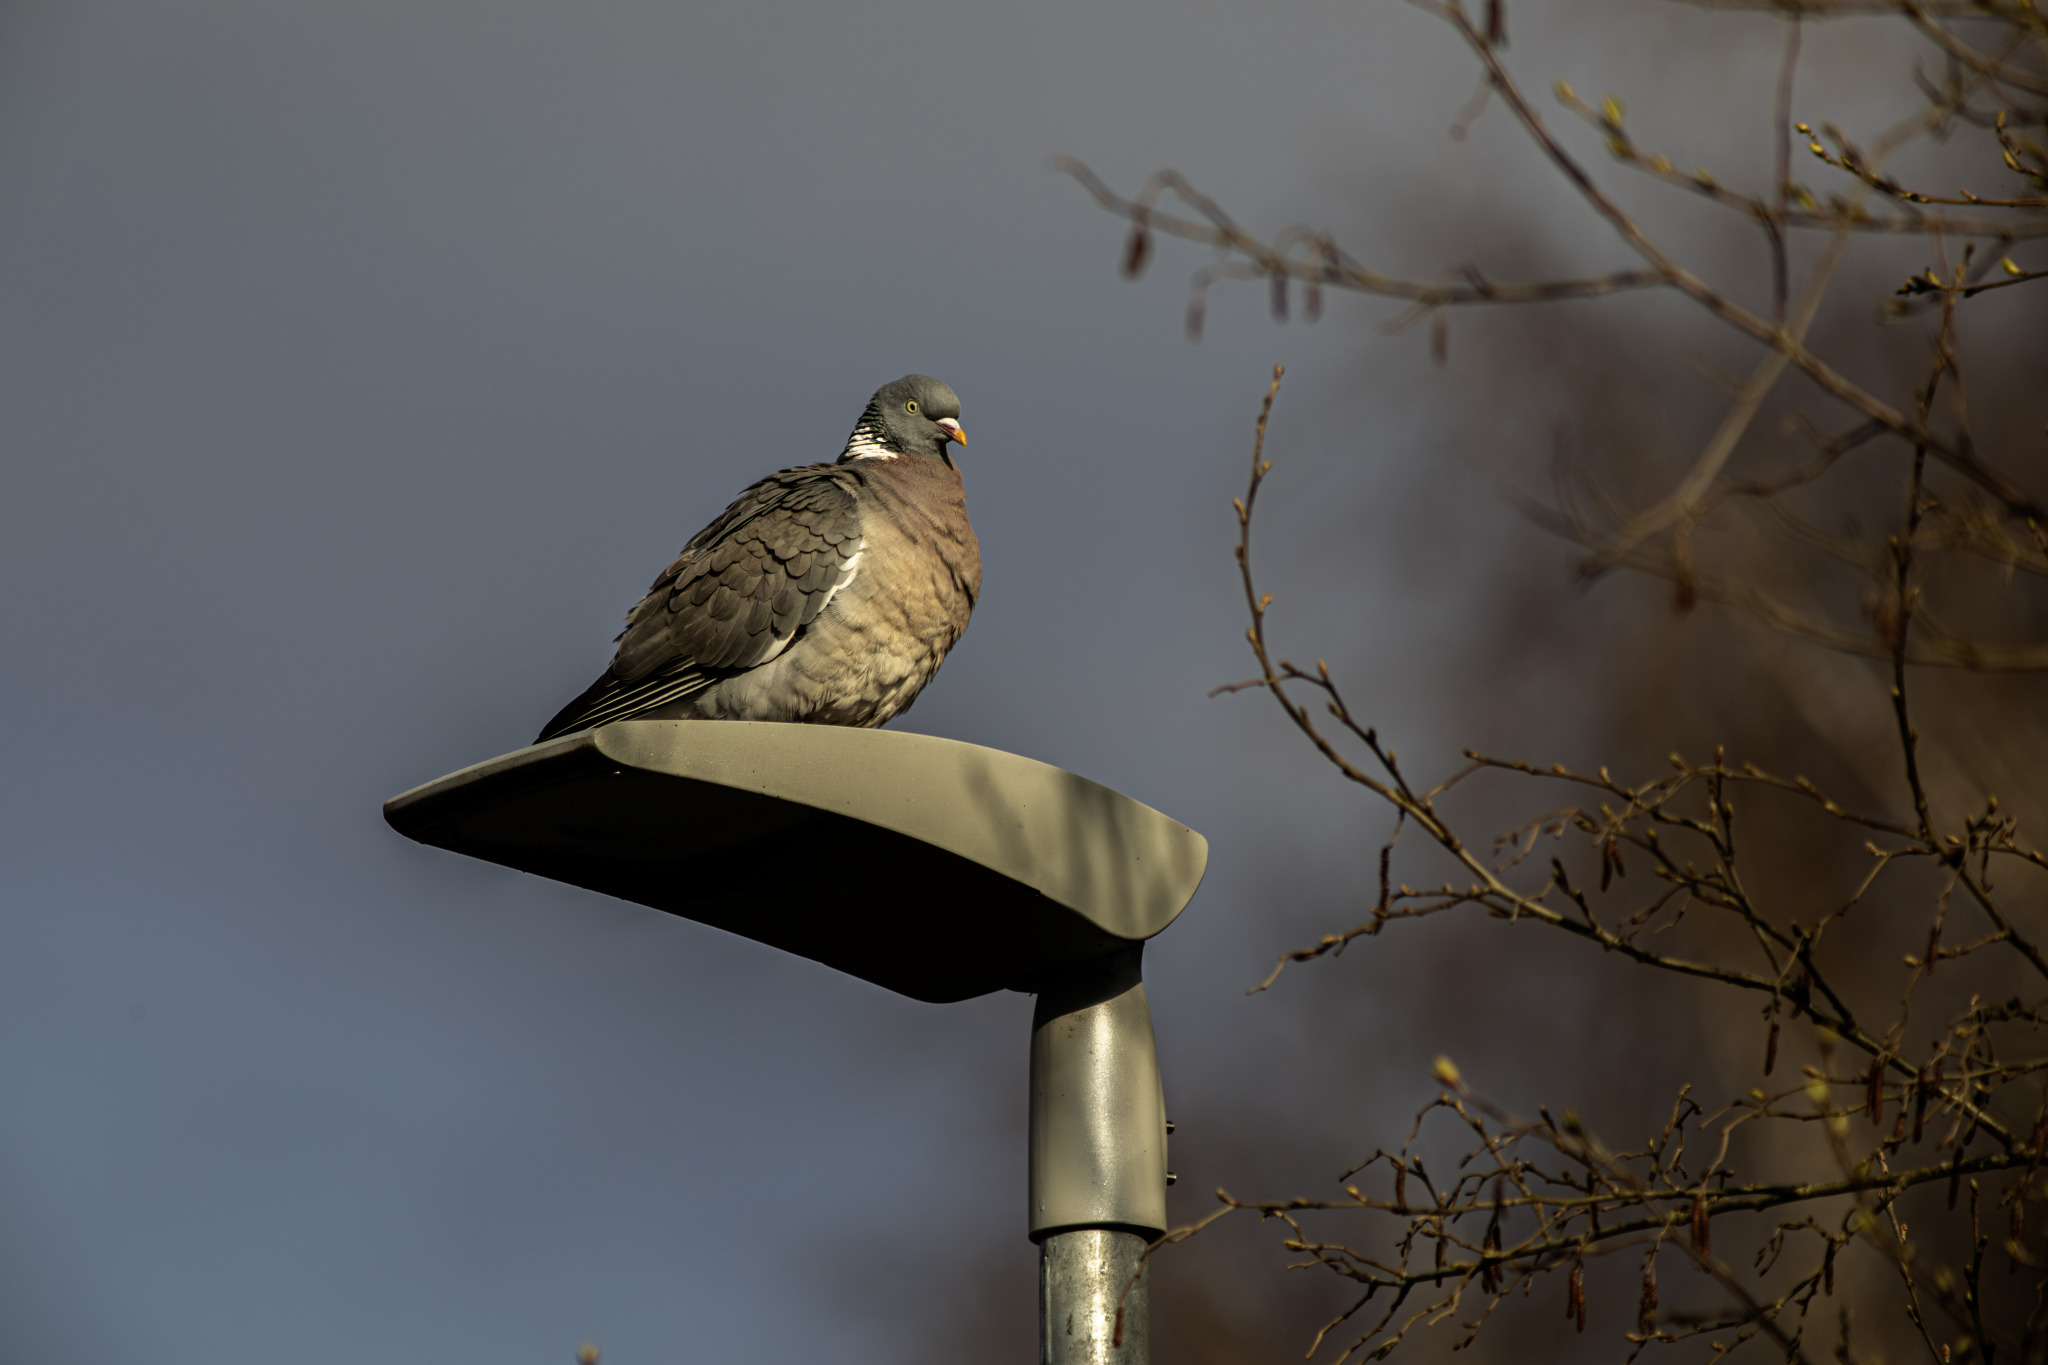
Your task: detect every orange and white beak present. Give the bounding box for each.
[936,417,967,446]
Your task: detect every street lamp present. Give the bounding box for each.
[385,720,1208,1364]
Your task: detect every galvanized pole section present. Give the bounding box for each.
[1040,1230,1148,1364]
[1029,949,1166,1365]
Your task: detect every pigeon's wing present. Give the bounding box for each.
[535,466,865,741]
[618,466,866,678]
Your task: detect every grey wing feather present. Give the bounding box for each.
[536,466,863,741]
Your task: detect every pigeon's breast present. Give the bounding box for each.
[853,456,981,614]
[695,457,979,726]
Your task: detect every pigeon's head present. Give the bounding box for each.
[840,374,967,465]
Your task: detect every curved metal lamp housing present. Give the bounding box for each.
[383,720,1208,1004]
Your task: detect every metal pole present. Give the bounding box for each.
[1028,948,1166,1365]
[1039,1229,1149,1365]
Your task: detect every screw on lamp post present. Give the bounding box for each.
[384,720,1207,1363]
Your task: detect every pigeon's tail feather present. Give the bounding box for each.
[534,663,722,743]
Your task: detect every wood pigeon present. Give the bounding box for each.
[536,375,980,742]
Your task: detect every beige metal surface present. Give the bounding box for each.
[384,721,1208,1002]
[1029,950,1168,1239]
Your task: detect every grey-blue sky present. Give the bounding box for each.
[0,0,1932,1360]
[0,3,1440,1359]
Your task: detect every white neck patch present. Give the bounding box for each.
[839,404,900,461]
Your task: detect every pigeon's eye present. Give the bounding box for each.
[905,400,918,413]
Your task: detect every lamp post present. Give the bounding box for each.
[385,720,1207,1364]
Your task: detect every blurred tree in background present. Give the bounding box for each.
[1050,1,2048,1360]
